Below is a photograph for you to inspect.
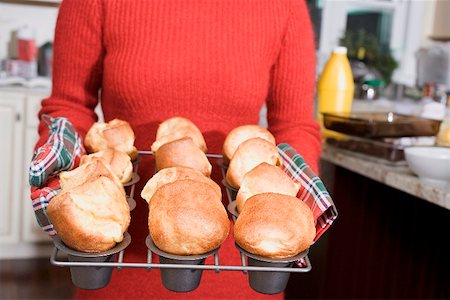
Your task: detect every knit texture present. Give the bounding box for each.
[36,0,320,298]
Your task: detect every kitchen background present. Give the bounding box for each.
[0,0,449,299]
[0,2,57,81]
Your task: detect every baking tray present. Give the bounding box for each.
[322,112,442,138]
[50,151,312,293]
[326,137,405,162]
[326,135,437,164]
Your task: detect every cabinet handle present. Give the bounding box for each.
[16,113,21,122]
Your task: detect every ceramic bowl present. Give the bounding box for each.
[404,146,450,186]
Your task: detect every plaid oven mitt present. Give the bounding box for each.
[29,115,84,236]
[277,143,338,267]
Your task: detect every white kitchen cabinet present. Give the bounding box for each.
[0,92,25,244]
[22,126,51,243]
[26,93,45,128]
[0,88,53,258]
[22,91,53,243]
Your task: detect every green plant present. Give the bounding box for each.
[340,29,398,84]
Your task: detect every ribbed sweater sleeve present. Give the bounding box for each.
[267,0,321,173]
[36,0,103,148]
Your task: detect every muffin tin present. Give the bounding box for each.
[50,151,312,294]
[52,233,131,290]
[145,235,220,292]
[236,244,309,294]
[225,198,310,294]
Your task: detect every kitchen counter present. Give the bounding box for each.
[321,145,450,210]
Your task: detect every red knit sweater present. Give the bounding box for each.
[37,0,320,298]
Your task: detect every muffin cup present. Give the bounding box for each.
[53,233,131,290]
[235,244,309,295]
[145,235,218,292]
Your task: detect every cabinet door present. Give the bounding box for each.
[0,95,25,243]
[26,94,46,128]
[22,128,51,242]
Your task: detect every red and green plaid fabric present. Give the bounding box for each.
[277,143,338,241]
[277,143,337,267]
[29,115,84,236]
[30,178,61,236]
[29,115,84,188]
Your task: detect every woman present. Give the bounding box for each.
[32,0,321,298]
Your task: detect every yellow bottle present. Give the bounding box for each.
[317,47,354,139]
[437,108,450,146]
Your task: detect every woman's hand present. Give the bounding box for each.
[29,115,84,235]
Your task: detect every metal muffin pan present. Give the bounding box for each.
[235,244,309,295]
[52,233,131,290]
[226,195,311,294]
[49,151,312,293]
[51,239,311,273]
[145,236,219,292]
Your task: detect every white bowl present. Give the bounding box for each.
[404,146,450,186]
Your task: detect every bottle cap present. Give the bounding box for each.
[333,47,348,55]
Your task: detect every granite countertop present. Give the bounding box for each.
[321,145,450,210]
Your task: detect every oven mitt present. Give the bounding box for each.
[277,143,338,267]
[29,115,84,235]
[30,177,61,236]
[29,115,84,188]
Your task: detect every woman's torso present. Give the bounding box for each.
[78,1,293,298]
